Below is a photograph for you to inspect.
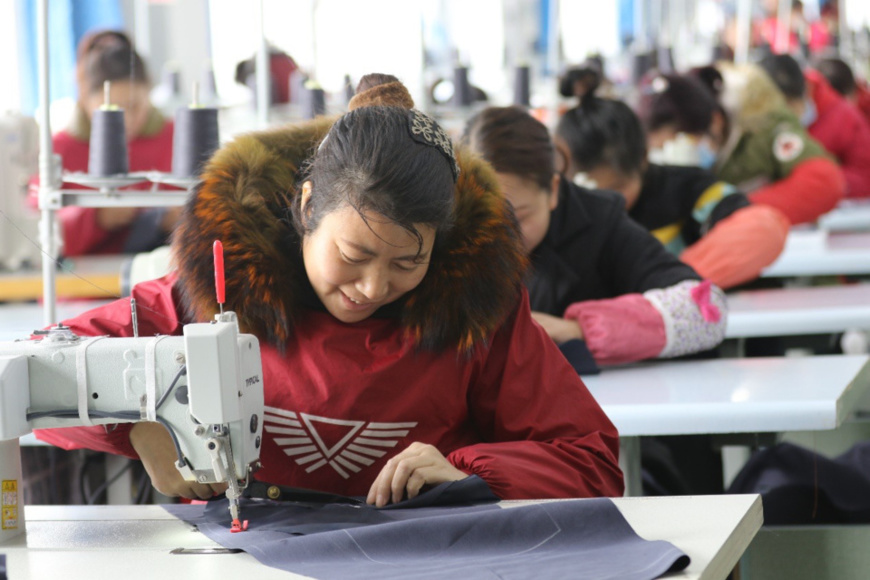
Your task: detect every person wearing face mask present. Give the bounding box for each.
[36,29,180,256]
[644,64,844,226]
[557,71,788,290]
[814,57,870,127]
[760,54,870,199]
[641,73,729,170]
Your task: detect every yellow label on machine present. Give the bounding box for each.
[2,480,18,529]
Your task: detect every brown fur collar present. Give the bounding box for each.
[171,117,527,352]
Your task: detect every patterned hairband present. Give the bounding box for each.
[407,109,460,182]
[317,109,460,182]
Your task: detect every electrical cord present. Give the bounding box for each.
[85,459,135,505]
[31,364,195,493]
[134,465,152,504]
[154,415,187,465]
[156,364,186,409]
[28,409,187,466]
[27,409,140,421]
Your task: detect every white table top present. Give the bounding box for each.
[762,230,870,277]
[725,283,870,338]
[0,300,114,341]
[818,200,870,232]
[1,495,762,580]
[584,355,870,437]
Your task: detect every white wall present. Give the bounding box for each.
[0,0,21,114]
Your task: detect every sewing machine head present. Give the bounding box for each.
[0,312,264,537]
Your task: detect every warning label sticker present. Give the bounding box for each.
[2,480,19,529]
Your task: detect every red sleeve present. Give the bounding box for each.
[447,290,624,499]
[833,116,870,199]
[680,205,789,289]
[57,206,127,256]
[749,157,844,225]
[33,275,184,456]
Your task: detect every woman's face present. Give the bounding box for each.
[494,172,559,253]
[301,187,436,324]
[646,125,679,151]
[583,165,644,210]
[82,80,152,139]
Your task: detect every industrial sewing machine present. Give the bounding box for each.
[0,307,264,543]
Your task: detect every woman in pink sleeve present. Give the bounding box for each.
[463,106,727,372]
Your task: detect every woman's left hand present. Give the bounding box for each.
[366,442,468,507]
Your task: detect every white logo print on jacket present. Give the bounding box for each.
[263,406,418,479]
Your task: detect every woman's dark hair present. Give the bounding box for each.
[759,54,806,100]
[356,73,400,93]
[463,106,554,191]
[558,61,603,100]
[555,89,647,175]
[293,105,455,255]
[638,73,719,135]
[689,65,725,99]
[78,30,150,95]
[814,57,857,97]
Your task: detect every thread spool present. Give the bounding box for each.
[513,65,531,107]
[344,74,355,105]
[288,70,308,105]
[632,51,656,85]
[452,66,472,107]
[172,82,220,178]
[304,80,326,119]
[88,81,129,176]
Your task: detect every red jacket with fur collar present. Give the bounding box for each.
[35,117,623,499]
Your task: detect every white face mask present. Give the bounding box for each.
[696,139,718,170]
[800,98,818,127]
[572,172,598,189]
[649,133,707,167]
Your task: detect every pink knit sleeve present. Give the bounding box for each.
[564,280,728,366]
[564,294,667,366]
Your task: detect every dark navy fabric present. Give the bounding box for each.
[559,339,601,376]
[728,441,870,525]
[165,489,689,579]
[243,474,500,509]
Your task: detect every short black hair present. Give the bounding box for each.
[759,54,806,100]
[556,96,647,175]
[814,57,857,97]
[638,74,719,135]
[78,30,150,94]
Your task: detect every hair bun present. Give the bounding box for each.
[348,73,415,111]
[689,65,724,99]
[558,62,602,99]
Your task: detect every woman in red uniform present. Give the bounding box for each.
[35,75,623,505]
[51,30,178,256]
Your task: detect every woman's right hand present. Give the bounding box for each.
[530,311,584,344]
[129,422,228,499]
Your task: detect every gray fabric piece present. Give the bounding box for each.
[165,494,689,579]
